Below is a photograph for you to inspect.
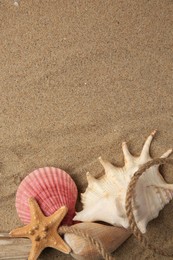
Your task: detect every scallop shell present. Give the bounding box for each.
[64,223,131,260]
[74,131,173,233]
[16,167,78,225]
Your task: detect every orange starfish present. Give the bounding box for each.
[10,197,71,260]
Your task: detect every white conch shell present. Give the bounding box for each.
[74,131,173,233]
[64,223,131,260]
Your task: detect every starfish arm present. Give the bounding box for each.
[48,233,71,254]
[29,197,44,221]
[47,206,68,228]
[10,224,30,238]
[140,130,157,160]
[28,242,44,260]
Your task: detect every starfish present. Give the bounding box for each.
[10,197,71,260]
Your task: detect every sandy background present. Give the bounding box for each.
[0,0,173,259]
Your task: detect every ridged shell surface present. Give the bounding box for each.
[64,223,131,260]
[74,131,173,233]
[16,167,78,225]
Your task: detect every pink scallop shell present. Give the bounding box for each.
[16,167,78,225]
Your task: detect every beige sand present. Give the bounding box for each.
[0,0,173,259]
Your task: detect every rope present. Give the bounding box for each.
[58,225,115,260]
[125,157,173,256]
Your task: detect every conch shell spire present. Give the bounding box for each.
[98,157,121,176]
[74,131,173,234]
[86,172,96,183]
[139,130,156,161]
[122,142,134,165]
[160,149,173,158]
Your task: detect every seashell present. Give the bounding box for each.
[16,167,78,225]
[74,130,173,233]
[64,223,131,260]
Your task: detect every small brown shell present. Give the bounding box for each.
[64,223,131,260]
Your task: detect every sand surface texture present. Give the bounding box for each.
[0,0,173,259]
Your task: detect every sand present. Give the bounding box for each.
[0,0,173,259]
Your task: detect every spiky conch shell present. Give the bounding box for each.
[16,167,78,225]
[74,131,173,233]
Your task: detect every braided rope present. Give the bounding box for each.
[59,226,115,260]
[125,157,173,256]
